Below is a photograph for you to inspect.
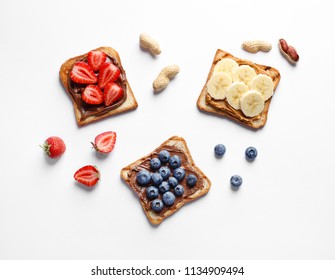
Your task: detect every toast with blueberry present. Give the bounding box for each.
[59,46,138,126]
[120,136,211,225]
[197,49,281,129]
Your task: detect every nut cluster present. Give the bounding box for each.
[139,32,180,92]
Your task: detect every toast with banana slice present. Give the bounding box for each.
[120,136,211,225]
[197,49,281,129]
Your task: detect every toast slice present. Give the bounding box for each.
[120,136,211,225]
[197,49,281,129]
[59,46,138,126]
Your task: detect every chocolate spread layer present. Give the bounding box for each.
[68,55,127,120]
[127,145,204,216]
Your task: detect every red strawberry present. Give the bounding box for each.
[98,63,121,88]
[91,131,117,154]
[40,136,66,159]
[82,85,103,105]
[103,83,123,106]
[87,50,107,71]
[74,165,100,187]
[70,61,97,84]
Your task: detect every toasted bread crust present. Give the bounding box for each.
[59,46,138,126]
[120,136,211,225]
[197,49,281,129]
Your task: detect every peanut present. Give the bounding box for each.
[278,38,299,64]
[153,65,180,92]
[242,40,272,53]
[139,33,161,55]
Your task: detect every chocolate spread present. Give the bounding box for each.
[68,55,127,121]
[127,145,205,216]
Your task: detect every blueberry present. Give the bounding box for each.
[168,177,179,188]
[162,191,176,206]
[174,185,184,196]
[151,199,164,212]
[230,175,243,188]
[169,155,181,169]
[150,157,161,170]
[151,172,163,186]
[186,174,197,187]
[173,167,186,181]
[136,169,151,185]
[158,181,170,194]
[158,166,171,180]
[158,150,170,164]
[146,186,159,200]
[245,146,257,161]
[214,144,226,157]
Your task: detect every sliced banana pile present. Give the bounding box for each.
[206,58,274,117]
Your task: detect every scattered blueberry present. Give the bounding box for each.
[173,167,186,181]
[158,181,170,194]
[230,175,243,188]
[151,199,164,212]
[245,146,257,161]
[158,150,170,164]
[168,177,179,188]
[186,174,197,187]
[151,172,163,186]
[214,144,226,157]
[146,186,159,200]
[150,158,161,170]
[169,155,181,169]
[136,169,151,185]
[158,166,171,180]
[162,191,176,206]
[174,185,184,196]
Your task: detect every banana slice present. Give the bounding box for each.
[206,73,232,100]
[226,82,249,110]
[249,74,274,101]
[232,65,257,85]
[240,90,265,117]
[213,58,239,79]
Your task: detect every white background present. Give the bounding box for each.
[1,0,334,260]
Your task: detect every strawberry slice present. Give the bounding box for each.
[103,83,124,106]
[98,63,121,88]
[91,131,117,154]
[74,165,100,187]
[87,50,107,71]
[82,85,103,105]
[70,61,97,84]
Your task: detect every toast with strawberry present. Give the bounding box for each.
[59,46,138,126]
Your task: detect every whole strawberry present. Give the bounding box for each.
[40,136,66,158]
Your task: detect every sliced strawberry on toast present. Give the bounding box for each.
[103,83,124,106]
[82,85,103,105]
[74,165,100,187]
[70,62,98,84]
[91,131,117,154]
[87,50,107,71]
[98,63,121,88]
